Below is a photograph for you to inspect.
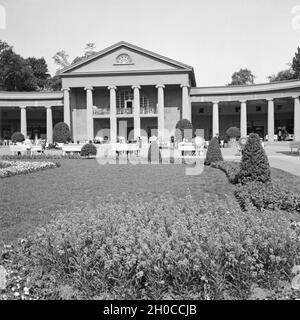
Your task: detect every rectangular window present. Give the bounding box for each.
[256,106,262,112]
[235,107,240,113]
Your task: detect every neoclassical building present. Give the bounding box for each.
[1,41,300,143]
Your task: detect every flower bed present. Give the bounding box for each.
[1,154,81,161]
[1,195,299,300]
[0,161,60,178]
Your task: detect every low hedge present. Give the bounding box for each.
[2,195,300,300]
[211,161,240,184]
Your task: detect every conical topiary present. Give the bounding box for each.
[204,137,223,166]
[239,133,271,184]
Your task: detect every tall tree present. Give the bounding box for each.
[228,68,255,86]
[268,69,296,82]
[53,50,70,72]
[292,47,300,79]
[26,57,50,89]
[0,48,37,91]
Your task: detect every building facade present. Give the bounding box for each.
[1,41,300,143]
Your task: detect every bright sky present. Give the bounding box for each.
[1,0,300,86]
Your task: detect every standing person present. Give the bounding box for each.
[215,133,221,146]
[278,129,282,141]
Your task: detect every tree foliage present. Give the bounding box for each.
[239,133,271,185]
[268,69,296,82]
[292,47,300,79]
[228,68,255,86]
[53,122,71,143]
[204,137,223,166]
[0,40,51,91]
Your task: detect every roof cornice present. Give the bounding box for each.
[191,79,300,96]
[59,41,194,74]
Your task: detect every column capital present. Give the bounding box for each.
[19,106,27,109]
[155,84,165,89]
[62,87,70,92]
[292,95,299,100]
[212,101,219,105]
[131,85,141,90]
[266,98,274,102]
[108,85,117,91]
[240,100,247,104]
[45,105,52,109]
[84,86,94,91]
[180,84,190,89]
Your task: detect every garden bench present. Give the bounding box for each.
[10,145,27,155]
[289,141,300,155]
[62,145,83,155]
[178,142,196,156]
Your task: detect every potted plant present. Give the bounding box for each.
[225,127,241,148]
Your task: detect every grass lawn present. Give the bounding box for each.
[1,159,300,246]
[0,160,236,245]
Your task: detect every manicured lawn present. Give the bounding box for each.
[1,159,300,246]
[0,160,236,245]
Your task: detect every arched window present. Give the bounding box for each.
[116,53,132,64]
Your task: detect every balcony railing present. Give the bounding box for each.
[93,107,110,116]
[140,107,157,114]
[117,108,132,115]
[93,106,157,116]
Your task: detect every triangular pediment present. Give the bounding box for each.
[60,41,193,74]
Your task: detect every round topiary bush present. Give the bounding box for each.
[175,119,193,141]
[239,133,271,185]
[80,143,97,158]
[53,122,71,144]
[226,127,241,140]
[204,137,223,166]
[148,142,162,164]
[11,132,25,143]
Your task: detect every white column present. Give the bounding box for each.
[267,98,275,142]
[20,106,27,137]
[156,84,165,139]
[132,85,141,140]
[212,101,219,137]
[63,88,71,127]
[85,86,94,142]
[46,106,53,144]
[240,100,247,137]
[294,96,300,141]
[181,84,191,121]
[109,86,117,143]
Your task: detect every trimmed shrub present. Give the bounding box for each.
[226,127,241,139]
[53,122,71,143]
[204,137,223,166]
[211,161,240,184]
[239,133,271,184]
[11,132,25,143]
[175,119,193,141]
[148,142,162,163]
[80,143,97,158]
[4,195,300,300]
